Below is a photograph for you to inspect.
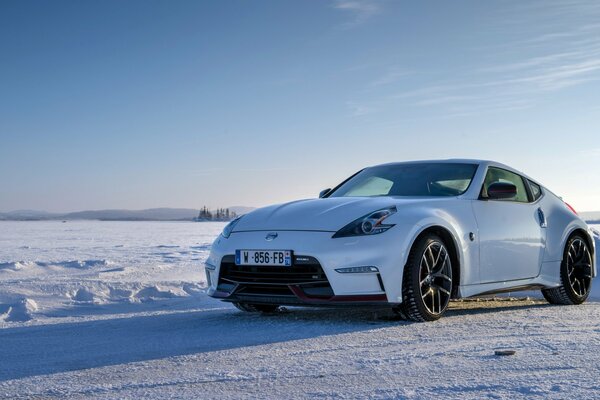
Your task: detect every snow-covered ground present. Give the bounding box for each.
[0,221,223,324]
[0,221,599,399]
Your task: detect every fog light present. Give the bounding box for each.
[335,266,379,273]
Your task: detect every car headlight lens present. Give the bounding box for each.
[221,216,242,239]
[332,206,396,238]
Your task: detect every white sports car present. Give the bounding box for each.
[205,160,596,321]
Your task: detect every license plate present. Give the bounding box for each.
[235,250,292,266]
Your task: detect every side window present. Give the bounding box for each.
[528,180,542,201]
[482,167,529,203]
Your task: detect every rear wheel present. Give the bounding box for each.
[396,234,453,321]
[542,234,592,305]
[232,302,280,313]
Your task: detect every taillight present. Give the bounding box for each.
[565,202,578,215]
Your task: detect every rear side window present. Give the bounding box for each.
[482,167,529,203]
[528,180,542,201]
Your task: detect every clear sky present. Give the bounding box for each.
[1,0,599,212]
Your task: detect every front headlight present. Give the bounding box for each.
[221,216,243,239]
[332,206,396,238]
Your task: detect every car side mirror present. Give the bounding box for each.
[319,188,331,198]
[487,182,517,200]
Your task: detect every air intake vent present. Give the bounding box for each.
[217,254,333,300]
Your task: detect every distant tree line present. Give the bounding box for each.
[195,206,237,221]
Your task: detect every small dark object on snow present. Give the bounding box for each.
[494,349,516,356]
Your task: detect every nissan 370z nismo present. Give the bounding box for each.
[205,160,596,321]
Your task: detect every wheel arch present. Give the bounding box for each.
[563,227,597,278]
[405,224,462,298]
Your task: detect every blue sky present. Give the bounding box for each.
[1,0,599,212]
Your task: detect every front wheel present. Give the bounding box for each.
[232,302,280,313]
[542,234,593,305]
[396,234,453,322]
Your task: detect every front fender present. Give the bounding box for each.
[390,201,479,288]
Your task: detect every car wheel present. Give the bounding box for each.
[397,233,453,321]
[542,234,592,305]
[232,302,280,313]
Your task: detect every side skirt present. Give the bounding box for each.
[458,276,560,298]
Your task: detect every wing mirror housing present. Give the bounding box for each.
[487,182,517,200]
[319,188,331,198]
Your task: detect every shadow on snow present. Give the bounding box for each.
[0,299,554,381]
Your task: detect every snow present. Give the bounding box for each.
[0,221,220,319]
[0,221,599,399]
[0,298,38,322]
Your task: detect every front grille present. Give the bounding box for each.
[220,259,327,285]
[217,254,334,300]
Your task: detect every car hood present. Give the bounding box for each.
[233,197,435,232]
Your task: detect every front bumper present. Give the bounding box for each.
[211,254,388,306]
[205,229,413,306]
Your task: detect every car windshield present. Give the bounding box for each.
[328,163,478,198]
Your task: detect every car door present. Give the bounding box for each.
[471,167,546,283]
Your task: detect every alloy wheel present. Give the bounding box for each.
[419,241,453,315]
[566,238,592,297]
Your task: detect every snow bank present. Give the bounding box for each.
[0,261,36,271]
[134,286,180,302]
[182,282,205,296]
[0,259,113,272]
[0,221,221,326]
[64,284,189,305]
[40,259,113,269]
[0,298,38,322]
[68,288,97,303]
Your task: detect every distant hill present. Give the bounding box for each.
[0,207,256,221]
[64,208,200,221]
[1,210,61,220]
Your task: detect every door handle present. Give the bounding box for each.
[537,208,547,228]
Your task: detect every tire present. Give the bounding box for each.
[542,234,593,305]
[232,302,280,313]
[396,233,453,322]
